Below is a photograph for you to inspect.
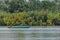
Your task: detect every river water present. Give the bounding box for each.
[0,28,60,40]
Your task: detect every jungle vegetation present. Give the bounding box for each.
[0,0,60,26]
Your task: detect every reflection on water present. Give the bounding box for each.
[0,33,60,40]
[0,28,60,40]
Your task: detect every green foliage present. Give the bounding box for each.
[0,11,59,26]
[0,0,60,26]
[0,0,59,13]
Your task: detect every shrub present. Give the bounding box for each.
[0,11,59,26]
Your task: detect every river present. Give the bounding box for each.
[0,28,60,40]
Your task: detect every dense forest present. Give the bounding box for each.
[0,0,60,26]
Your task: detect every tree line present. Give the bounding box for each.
[0,0,60,13]
[0,0,60,26]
